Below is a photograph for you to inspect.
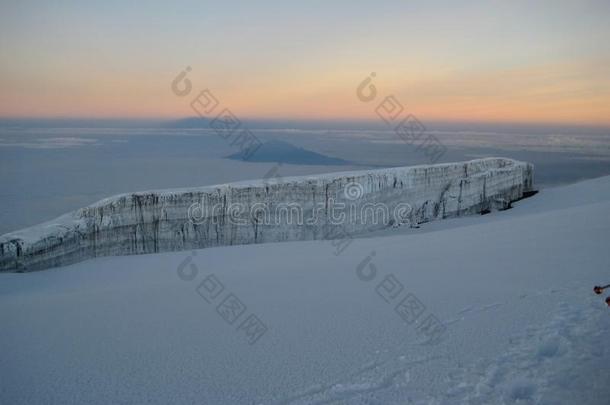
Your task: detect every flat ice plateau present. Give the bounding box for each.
[1,174,609,404]
[0,157,532,272]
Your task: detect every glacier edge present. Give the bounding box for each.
[0,157,534,272]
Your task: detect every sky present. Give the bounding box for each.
[0,0,609,125]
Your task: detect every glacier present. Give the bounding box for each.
[0,157,533,272]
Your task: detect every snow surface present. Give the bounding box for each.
[1,176,610,404]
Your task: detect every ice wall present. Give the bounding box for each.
[0,158,533,272]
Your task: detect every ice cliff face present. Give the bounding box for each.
[0,158,533,272]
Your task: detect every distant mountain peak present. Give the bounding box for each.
[226,139,351,166]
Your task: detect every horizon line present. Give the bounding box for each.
[1,116,609,131]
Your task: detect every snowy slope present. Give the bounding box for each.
[1,176,610,404]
